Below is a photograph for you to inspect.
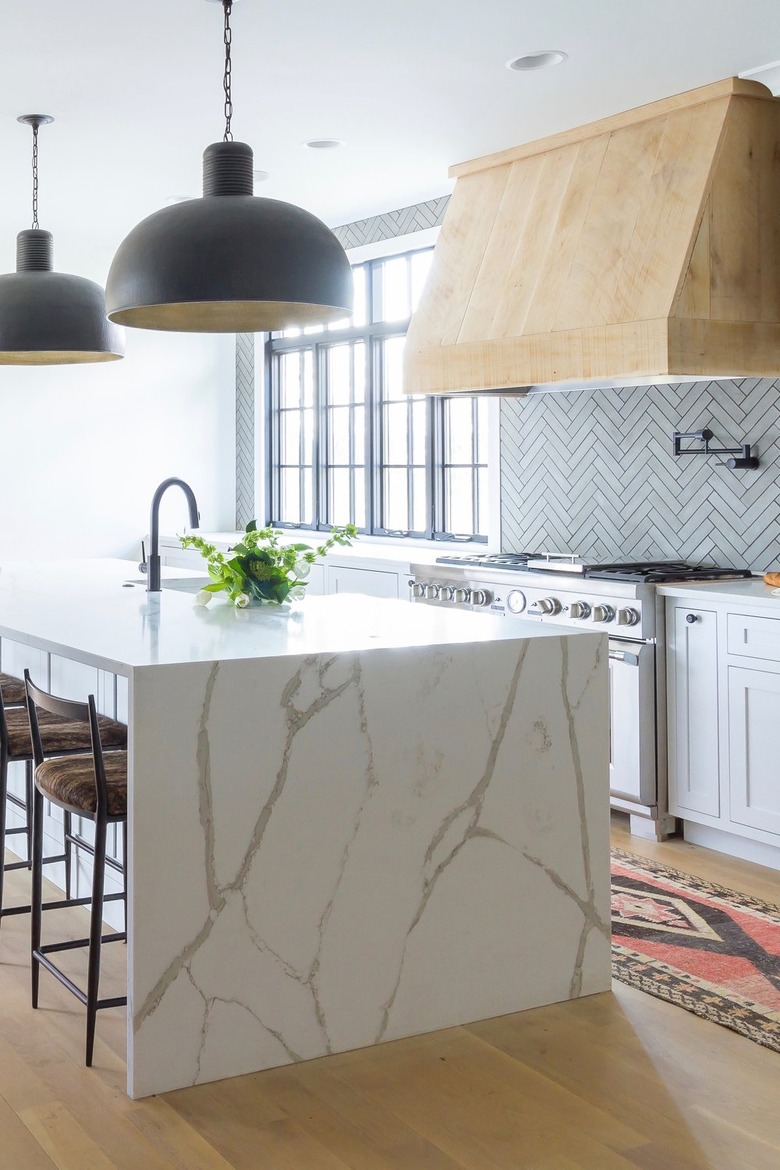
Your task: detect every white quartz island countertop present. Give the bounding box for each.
[0,559,611,1098]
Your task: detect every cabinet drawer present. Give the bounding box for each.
[727,613,780,663]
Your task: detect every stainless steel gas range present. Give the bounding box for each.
[409,553,752,840]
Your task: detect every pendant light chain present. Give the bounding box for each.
[222,0,233,142]
[31,121,40,229]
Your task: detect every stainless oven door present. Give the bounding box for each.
[609,637,657,807]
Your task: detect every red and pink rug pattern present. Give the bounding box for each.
[611,849,780,1052]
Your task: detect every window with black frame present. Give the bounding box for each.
[267,246,489,541]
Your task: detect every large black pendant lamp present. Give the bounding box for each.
[0,115,124,365]
[105,0,353,333]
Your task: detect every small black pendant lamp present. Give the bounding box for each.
[0,115,124,365]
[105,0,353,333]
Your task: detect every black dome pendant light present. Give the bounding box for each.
[105,0,353,333]
[0,115,125,365]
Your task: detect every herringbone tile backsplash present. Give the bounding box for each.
[500,378,780,572]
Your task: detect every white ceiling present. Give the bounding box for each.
[1,0,780,281]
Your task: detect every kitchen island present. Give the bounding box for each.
[0,560,610,1098]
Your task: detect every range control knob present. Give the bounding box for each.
[440,586,456,602]
[507,590,527,614]
[618,607,640,627]
[412,581,427,598]
[424,583,441,600]
[569,601,592,620]
[592,604,615,623]
[454,587,471,604]
[529,597,562,616]
[471,589,492,607]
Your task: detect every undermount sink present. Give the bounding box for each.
[123,577,211,594]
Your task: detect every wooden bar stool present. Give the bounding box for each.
[0,676,127,932]
[26,672,128,1066]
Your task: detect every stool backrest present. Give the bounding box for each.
[24,671,109,816]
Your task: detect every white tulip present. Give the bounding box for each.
[194,590,213,607]
[235,593,251,608]
[294,559,311,579]
[290,585,306,602]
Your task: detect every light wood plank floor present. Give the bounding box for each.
[0,816,778,1170]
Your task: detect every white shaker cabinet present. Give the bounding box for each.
[727,665,780,837]
[667,606,720,818]
[664,587,780,869]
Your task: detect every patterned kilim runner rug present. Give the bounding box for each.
[611,849,780,1052]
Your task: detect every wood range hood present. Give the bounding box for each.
[403,78,780,397]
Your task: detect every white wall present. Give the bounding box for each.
[0,326,235,561]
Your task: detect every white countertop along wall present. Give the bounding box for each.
[658,578,780,609]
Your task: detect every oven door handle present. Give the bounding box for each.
[608,648,639,666]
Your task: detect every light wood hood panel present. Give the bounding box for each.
[405,79,780,396]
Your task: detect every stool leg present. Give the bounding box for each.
[122,820,128,939]
[85,817,107,1067]
[24,760,33,868]
[0,754,7,931]
[31,785,44,1009]
[63,810,73,901]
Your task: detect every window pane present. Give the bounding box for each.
[445,468,474,535]
[412,468,427,534]
[353,404,365,464]
[281,470,301,523]
[302,350,314,407]
[411,250,434,310]
[383,468,408,531]
[353,341,366,402]
[477,467,489,537]
[302,473,313,527]
[445,397,474,464]
[327,344,351,405]
[477,398,490,462]
[301,408,314,466]
[280,352,302,408]
[377,257,409,323]
[382,336,405,400]
[329,406,351,464]
[328,468,351,526]
[352,266,367,328]
[384,402,408,464]
[282,411,301,464]
[411,400,427,465]
[353,469,366,529]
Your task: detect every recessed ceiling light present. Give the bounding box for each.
[253,169,270,182]
[506,50,568,72]
[304,138,344,150]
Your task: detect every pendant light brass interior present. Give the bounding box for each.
[105,1,353,333]
[0,115,124,365]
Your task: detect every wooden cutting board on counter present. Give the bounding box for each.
[764,572,780,587]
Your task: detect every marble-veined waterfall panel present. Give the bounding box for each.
[128,631,609,1097]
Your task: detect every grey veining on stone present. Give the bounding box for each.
[128,631,610,1098]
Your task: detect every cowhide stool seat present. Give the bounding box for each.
[26,672,128,1066]
[0,677,127,933]
[0,672,26,707]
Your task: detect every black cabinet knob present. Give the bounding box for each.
[685,613,700,623]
